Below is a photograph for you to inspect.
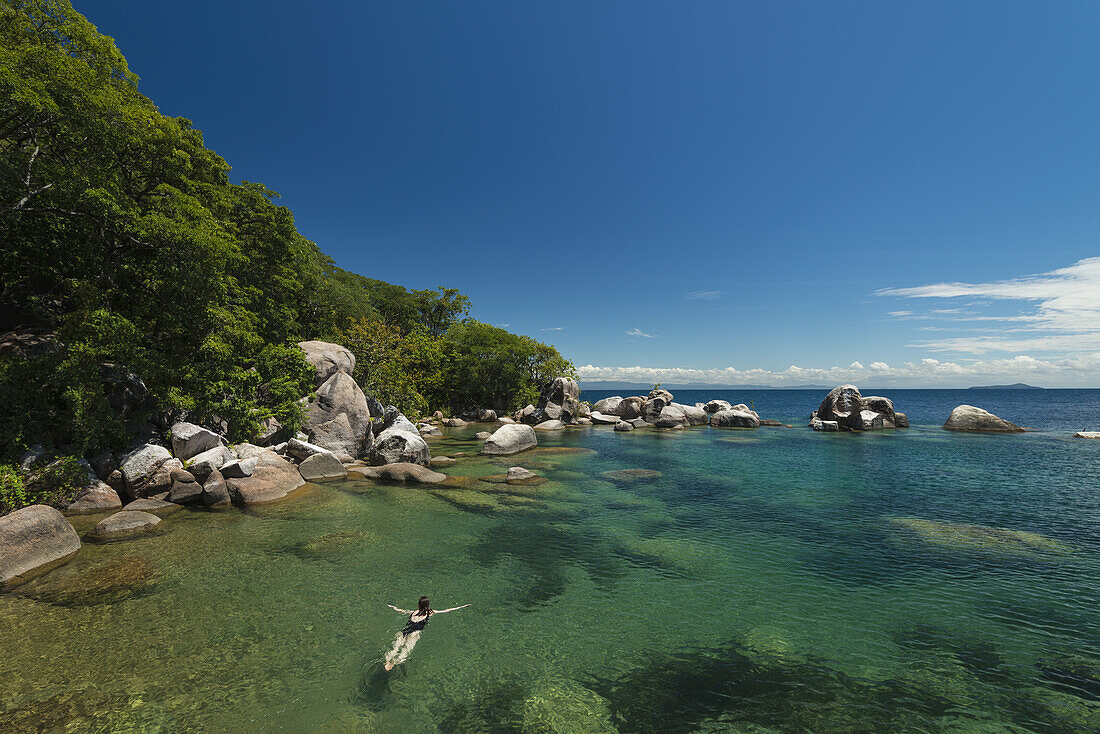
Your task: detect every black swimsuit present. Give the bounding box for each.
[402,611,431,635]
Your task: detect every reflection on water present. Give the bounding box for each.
[2,414,1099,732]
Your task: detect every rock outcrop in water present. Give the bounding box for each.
[810,385,907,432]
[942,405,1024,433]
[481,424,538,455]
[0,505,81,587]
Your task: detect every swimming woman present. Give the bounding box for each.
[383,596,469,671]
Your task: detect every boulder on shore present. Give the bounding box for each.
[0,505,81,587]
[120,444,172,495]
[299,452,348,481]
[226,452,306,506]
[88,510,161,541]
[534,420,565,431]
[614,420,634,432]
[592,396,623,415]
[704,399,733,414]
[481,424,538,456]
[309,412,361,457]
[942,405,1024,433]
[369,425,430,466]
[122,498,182,516]
[673,403,708,426]
[169,421,224,461]
[285,438,334,462]
[712,408,761,428]
[297,340,355,387]
[589,412,620,425]
[615,396,645,420]
[184,445,235,483]
[535,377,583,423]
[304,371,373,456]
[654,404,687,428]
[348,463,447,484]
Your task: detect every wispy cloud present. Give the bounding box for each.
[542,326,564,331]
[876,257,1100,354]
[684,290,722,301]
[627,328,655,339]
[577,352,1100,388]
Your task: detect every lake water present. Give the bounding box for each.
[1,389,1098,732]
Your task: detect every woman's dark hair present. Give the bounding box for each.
[418,596,431,614]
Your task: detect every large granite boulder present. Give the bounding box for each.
[299,452,348,481]
[122,498,182,516]
[88,510,161,541]
[654,404,687,428]
[642,395,669,423]
[481,424,538,456]
[534,420,565,431]
[169,422,223,461]
[812,385,904,432]
[308,413,360,457]
[648,388,674,403]
[60,459,122,514]
[703,399,733,414]
[943,405,1024,433]
[712,408,761,428]
[810,417,839,432]
[166,468,202,504]
[304,371,373,456]
[226,450,306,505]
[592,396,623,415]
[673,403,708,426]
[297,340,355,387]
[285,438,332,462]
[0,505,81,587]
[184,445,235,483]
[614,420,634,432]
[615,396,645,420]
[535,377,582,423]
[119,444,172,495]
[368,425,430,466]
[589,411,620,425]
[201,470,231,508]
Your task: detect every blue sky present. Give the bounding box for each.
[79,1,1100,386]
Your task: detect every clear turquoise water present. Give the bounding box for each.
[1,389,1098,732]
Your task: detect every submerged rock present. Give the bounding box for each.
[522,677,617,734]
[88,510,161,541]
[23,556,156,606]
[942,405,1024,433]
[349,463,446,484]
[482,424,538,455]
[292,529,367,559]
[122,498,182,516]
[430,456,457,467]
[887,517,1071,557]
[506,467,541,485]
[600,469,662,483]
[0,505,81,587]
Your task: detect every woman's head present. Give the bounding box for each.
[418,596,430,613]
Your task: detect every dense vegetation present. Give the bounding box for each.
[0,0,572,464]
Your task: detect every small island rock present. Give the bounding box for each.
[942,405,1024,433]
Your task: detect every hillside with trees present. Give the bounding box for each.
[0,0,572,469]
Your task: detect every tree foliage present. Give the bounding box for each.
[0,1,571,460]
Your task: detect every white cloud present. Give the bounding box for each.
[849,361,864,369]
[876,257,1100,354]
[684,290,722,300]
[542,326,564,331]
[576,353,1100,387]
[627,328,655,339]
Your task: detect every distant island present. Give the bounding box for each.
[968,383,1045,390]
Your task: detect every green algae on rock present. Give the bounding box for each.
[522,677,617,734]
[887,517,1072,556]
[599,469,663,482]
[21,556,156,607]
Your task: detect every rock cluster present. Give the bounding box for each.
[298,341,374,457]
[809,385,909,432]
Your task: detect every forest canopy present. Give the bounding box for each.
[0,0,573,460]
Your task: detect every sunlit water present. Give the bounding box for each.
[2,389,1099,732]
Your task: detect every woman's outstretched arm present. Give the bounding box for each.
[434,604,471,614]
[386,604,414,614]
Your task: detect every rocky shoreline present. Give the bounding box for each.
[0,340,1086,589]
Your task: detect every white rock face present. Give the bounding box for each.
[810,417,839,432]
[285,438,335,462]
[942,405,1024,433]
[481,424,538,456]
[592,396,624,415]
[170,422,223,461]
[655,405,687,428]
[672,403,707,426]
[703,400,733,414]
[712,409,761,429]
[590,412,620,425]
[299,452,348,481]
[0,505,81,587]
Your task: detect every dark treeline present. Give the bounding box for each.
[0,0,572,462]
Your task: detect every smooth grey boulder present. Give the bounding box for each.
[369,427,430,466]
[616,397,645,419]
[387,414,419,435]
[305,371,373,455]
[628,417,648,428]
[614,421,635,432]
[226,452,306,505]
[0,505,81,587]
[348,463,447,484]
[703,400,733,414]
[942,405,1024,433]
[430,456,457,467]
[506,467,539,484]
[712,408,761,428]
[673,403,708,426]
[810,417,839,432]
[814,385,866,431]
[309,413,359,457]
[648,388,674,403]
[590,412,620,425]
[170,422,223,461]
[576,417,592,425]
[286,438,334,462]
[481,424,538,456]
[201,470,231,508]
[120,444,172,494]
[894,412,910,428]
[65,482,122,514]
[88,510,161,540]
[184,445,235,483]
[534,420,565,431]
[123,498,183,516]
[299,452,348,481]
[233,443,271,461]
[442,417,467,427]
[167,468,202,505]
[496,416,516,425]
[518,405,537,423]
[220,457,258,478]
[297,340,355,387]
[475,431,492,440]
[536,377,582,423]
[592,396,624,415]
[655,405,687,428]
[642,396,669,423]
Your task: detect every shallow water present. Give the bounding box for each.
[2,389,1099,732]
